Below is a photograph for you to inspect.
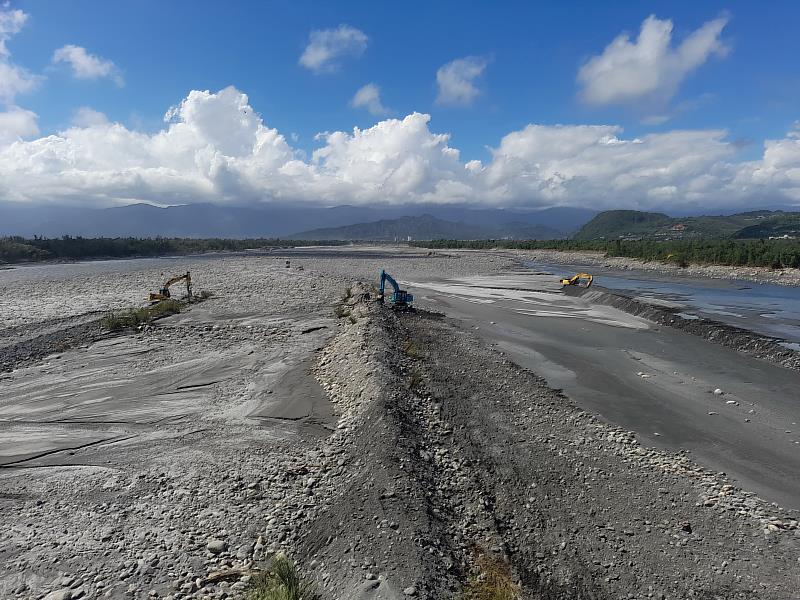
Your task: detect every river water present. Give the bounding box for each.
[528,261,800,347]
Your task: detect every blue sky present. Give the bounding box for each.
[1,0,800,210]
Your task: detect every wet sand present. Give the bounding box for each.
[411,270,800,509]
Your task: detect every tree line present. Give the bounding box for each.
[0,236,347,264]
[411,238,800,269]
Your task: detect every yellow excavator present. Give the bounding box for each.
[149,271,192,302]
[560,272,593,287]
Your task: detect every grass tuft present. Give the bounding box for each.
[102,299,182,332]
[403,340,422,359]
[464,554,521,600]
[246,554,316,600]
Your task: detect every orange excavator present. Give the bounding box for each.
[149,271,192,302]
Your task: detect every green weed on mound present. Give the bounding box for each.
[246,554,316,600]
[102,299,182,331]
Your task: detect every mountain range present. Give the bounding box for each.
[0,202,596,239]
[289,215,564,241]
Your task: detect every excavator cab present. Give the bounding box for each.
[560,272,593,288]
[379,269,414,310]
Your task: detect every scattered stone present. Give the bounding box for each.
[206,539,228,555]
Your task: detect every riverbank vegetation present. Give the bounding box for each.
[413,238,800,269]
[0,236,347,264]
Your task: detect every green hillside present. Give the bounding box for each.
[575,209,800,240]
[734,214,800,239]
[573,210,671,240]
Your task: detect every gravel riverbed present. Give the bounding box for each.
[1,248,798,600]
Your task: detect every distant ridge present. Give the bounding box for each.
[574,209,800,240]
[0,202,595,238]
[289,214,565,241]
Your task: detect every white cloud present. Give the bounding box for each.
[578,15,729,107]
[0,105,38,144]
[1,85,799,211]
[52,45,123,85]
[299,25,367,73]
[350,83,388,115]
[0,7,27,57]
[0,59,38,103]
[72,107,109,128]
[0,7,40,104]
[436,56,488,106]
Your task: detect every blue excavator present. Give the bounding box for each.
[379,269,414,310]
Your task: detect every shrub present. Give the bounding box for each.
[246,554,316,600]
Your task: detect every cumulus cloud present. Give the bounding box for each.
[0,85,799,211]
[350,83,389,115]
[0,6,27,57]
[72,107,109,128]
[0,105,38,144]
[578,15,729,107]
[436,56,488,106]
[299,25,367,73]
[52,44,123,85]
[0,7,40,104]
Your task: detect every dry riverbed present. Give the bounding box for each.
[1,248,799,600]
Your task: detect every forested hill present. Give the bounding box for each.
[574,209,800,241]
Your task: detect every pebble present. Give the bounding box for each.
[206,539,227,554]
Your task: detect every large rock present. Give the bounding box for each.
[206,539,228,554]
[43,590,73,600]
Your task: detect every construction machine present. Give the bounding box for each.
[560,272,593,287]
[378,269,413,310]
[149,271,192,302]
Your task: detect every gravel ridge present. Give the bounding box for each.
[305,296,800,599]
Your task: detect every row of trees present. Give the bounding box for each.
[412,238,800,269]
[0,236,347,264]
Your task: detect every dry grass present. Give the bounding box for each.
[102,299,182,331]
[464,554,521,600]
[403,340,422,359]
[246,554,316,600]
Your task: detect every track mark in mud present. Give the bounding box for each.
[175,380,220,390]
[0,434,138,467]
[300,325,327,334]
